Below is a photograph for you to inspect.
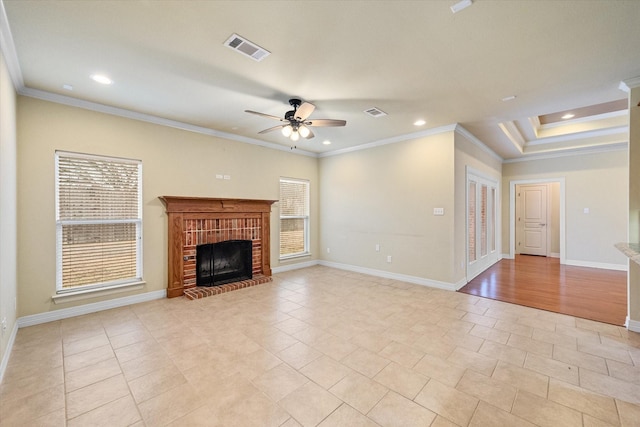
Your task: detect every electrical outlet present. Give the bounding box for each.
[223,175,231,180]
[216,174,223,179]
[387,255,392,263]
[375,244,380,252]
[1,317,7,333]
[327,248,331,254]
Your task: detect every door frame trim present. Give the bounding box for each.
[509,178,565,263]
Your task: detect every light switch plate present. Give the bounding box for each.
[433,208,444,215]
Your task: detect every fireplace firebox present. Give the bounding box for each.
[196,240,253,287]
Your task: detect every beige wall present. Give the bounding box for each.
[0,50,17,373]
[318,128,502,287]
[16,97,319,317]
[502,150,628,268]
[319,131,457,284]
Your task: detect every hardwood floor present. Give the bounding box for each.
[458,255,627,325]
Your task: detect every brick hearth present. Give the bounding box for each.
[183,275,273,300]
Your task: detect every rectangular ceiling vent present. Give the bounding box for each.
[363,107,387,118]
[224,33,270,62]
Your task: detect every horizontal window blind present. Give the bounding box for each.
[279,178,309,257]
[280,179,309,217]
[56,152,142,291]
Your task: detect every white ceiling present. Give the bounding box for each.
[2,0,639,159]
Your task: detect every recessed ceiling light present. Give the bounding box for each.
[414,119,426,126]
[90,74,113,85]
[561,113,575,120]
[501,95,517,102]
[322,140,331,145]
[450,0,473,14]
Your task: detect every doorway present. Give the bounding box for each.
[466,168,499,280]
[515,183,561,257]
[509,178,566,262]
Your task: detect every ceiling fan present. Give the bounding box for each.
[245,98,346,142]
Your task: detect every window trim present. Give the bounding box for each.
[279,177,310,260]
[55,150,143,293]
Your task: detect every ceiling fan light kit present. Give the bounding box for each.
[298,125,311,138]
[245,98,346,145]
[281,125,292,137]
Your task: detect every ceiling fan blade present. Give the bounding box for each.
[245,110,285,121]
[306,119,347,127]
[295,102,316,121]
[305,129,315,139]
[258,125,286,134]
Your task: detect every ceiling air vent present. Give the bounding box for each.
[224,33,270,62]
[363,107,387,118]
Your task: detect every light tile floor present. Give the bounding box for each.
[1,265,640,426]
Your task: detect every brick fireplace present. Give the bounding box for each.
[159,196,277,298]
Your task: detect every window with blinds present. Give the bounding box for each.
[55,151,142,291]
[279,178,309,258]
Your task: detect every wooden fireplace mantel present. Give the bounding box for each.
[159,196,277,298]
[160,196,277,214]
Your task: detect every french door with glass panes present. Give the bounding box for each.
[467,169,499,280]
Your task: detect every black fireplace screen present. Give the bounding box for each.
[196,240,253,287]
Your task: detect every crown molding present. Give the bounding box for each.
[454,124,504,162]
[20,87,318,158]
[525,125,627,147]
[319,123,503,163]
[498,121,525,154]
[503,141,628,163]
[620,76,640,92]
[0,0,24,89]
[318,124,458,158]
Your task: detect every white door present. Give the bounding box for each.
[517,184,548,256]
[467,171,499,280]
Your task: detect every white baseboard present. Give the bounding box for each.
[550,252,560,258]
[273,259,462,292]
[564,259,627,271]
[273,259,460,291]
[272,260,319,274]
[501,253,514,260]
[454,278,468,291]
[0,322,19,385]
[317,260,459,291]
[626,317,640,333]
[17,289,166,328]
[2,289,165,384]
